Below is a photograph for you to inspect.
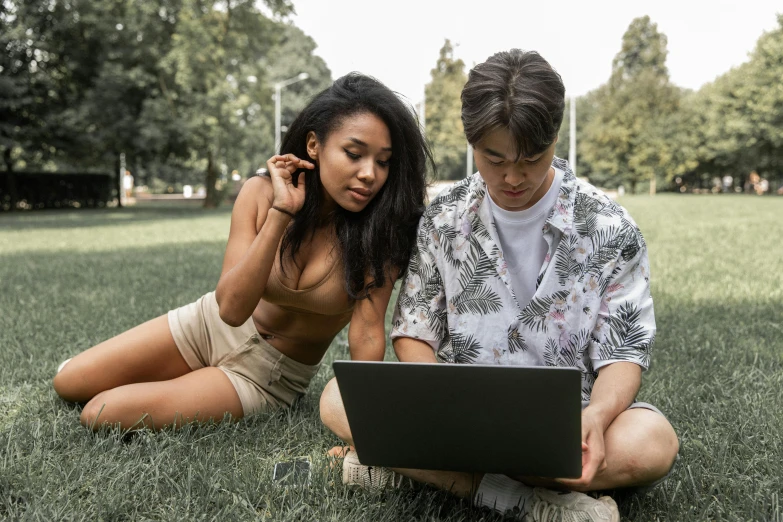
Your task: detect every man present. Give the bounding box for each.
[320,49,678,521]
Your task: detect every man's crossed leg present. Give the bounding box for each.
[319,375,678,521]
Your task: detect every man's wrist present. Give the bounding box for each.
[582,402,620,432]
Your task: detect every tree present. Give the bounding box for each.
[1,0,331,209]
[251,23,332,176]
[747,15,783,182]
[0,0,104,172]
[425,40,467,180]
[682,14,783,192]
[579,16,682,194]
[139,1,328,207]
[152,0,282,207]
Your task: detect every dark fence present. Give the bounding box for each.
[0,172,115,211]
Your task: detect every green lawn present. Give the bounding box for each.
[1,196,781,521]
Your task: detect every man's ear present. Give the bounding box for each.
[306,131,319,161]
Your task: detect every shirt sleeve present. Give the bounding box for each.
[588,230,656,372]
[390,211,447,349]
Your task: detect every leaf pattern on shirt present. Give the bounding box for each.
[431,182,470,207]
[554,235,582,286]
[438,331,481,364]
[457,236,497,291]
[543,329,591,368]
[574,192,624,238]
[507,325,527,354]
[437,225,461,268]
[598,302,654,367]
[518,290,570,332]
[451,284,503,315]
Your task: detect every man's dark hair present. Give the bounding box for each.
[461,50,565,160]
[279,73,433,299]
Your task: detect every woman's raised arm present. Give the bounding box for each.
[215,154,313,326]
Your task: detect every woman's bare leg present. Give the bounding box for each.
[79,367,244,431]
[53,314,191,403]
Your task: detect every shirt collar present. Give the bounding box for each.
[546,156,578,235]
[468,156,578,235]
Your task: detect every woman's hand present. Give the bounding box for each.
[266,154,316,216]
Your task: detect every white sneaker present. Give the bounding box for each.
[341,450,405,491]
[531,488,620,522]
[57,358,72,374]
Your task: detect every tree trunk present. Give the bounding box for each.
[630,179,637,195]
[649,174,656,196]
[204,149,219,209]
[2,147,18,211]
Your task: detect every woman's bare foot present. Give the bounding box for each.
[327,445,353,468]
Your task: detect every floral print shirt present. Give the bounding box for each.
[391,157,656,401]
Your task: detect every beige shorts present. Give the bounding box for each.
[167,292,321,416]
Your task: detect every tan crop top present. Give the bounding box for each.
[261,257,355,316]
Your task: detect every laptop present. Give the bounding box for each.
[332,361,582,478]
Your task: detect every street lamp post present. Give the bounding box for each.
[466,143,473,178]
[274,72,309,154]
[568,95,577,177]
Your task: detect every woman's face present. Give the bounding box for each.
[307,112,392,213]
[473,127,557,211]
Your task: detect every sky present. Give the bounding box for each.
[290,0,781,106]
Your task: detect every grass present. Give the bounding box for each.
[0,195,781,521]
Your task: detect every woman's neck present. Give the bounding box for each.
[319,186,338,221]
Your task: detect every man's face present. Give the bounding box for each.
[473,128,557,211]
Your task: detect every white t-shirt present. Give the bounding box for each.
[487,167,564,309]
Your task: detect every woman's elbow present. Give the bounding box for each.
[349,333,386,361]
[216,298,249,327]
[219,312,245,328]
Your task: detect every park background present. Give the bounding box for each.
[1,1,782,520]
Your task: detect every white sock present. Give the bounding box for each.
[474,473,534,515]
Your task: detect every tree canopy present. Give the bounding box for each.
[0,0,331,207]
[425,40,468,180]
[575,15,783,193]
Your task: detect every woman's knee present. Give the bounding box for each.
[53,363,88,403]
[52,371,69,400]
[80,391,112,429]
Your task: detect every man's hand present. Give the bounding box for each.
[555,407,608,490]
[554,362,641,490]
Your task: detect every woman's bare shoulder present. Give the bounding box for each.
[231,176,275,232]
[238,175,274,203]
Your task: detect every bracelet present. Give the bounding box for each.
[271,205,296,218]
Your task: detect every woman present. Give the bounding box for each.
[53,73,431,430]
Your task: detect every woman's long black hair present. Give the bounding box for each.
[278,73,433,300]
